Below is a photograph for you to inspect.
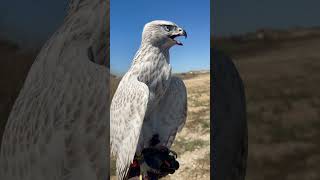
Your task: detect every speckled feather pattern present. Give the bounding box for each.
[110,20,187,180]
[0,0,110,180]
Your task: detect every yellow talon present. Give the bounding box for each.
[139,174,143,180]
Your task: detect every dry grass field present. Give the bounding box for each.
[217,29,320,180]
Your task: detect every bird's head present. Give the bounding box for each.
[141,20,187,49]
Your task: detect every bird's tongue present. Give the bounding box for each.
[176,40,183,46]
[174,36,184,46]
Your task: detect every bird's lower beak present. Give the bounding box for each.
[170,28,187,46]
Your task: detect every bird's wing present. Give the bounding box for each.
[143,76,187,148]
[110,75,149,179]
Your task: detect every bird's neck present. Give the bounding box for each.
[132,43,170,66]
[128,43,171,81]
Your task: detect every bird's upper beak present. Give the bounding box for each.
[170,27,187,46]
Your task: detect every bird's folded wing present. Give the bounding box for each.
[110,76,149,179]
[151,76,187,148]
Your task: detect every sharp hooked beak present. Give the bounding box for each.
[170,27,187,46]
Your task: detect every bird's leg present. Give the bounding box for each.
[168,149,178,159]
[149,134,160,147]
[154,144,167,151]
[149,134,177,158]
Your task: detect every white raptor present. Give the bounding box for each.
[110,20,188,179]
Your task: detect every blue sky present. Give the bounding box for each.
[110,0,210,75]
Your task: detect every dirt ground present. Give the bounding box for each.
[232,37,320,180]
[110,72,211,180]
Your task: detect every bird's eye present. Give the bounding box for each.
[163,25,174,32]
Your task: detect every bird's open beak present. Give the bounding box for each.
[181,29,187,39]
[170,28,187,46]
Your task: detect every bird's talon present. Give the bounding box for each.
[169,149,178,159]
